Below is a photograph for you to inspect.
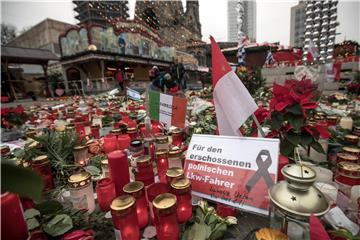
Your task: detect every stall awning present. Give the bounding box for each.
[1,46,59,64]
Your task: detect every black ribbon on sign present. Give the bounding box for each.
[245,149,274,192]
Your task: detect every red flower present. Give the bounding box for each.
[14,105,25,114]
[61,230,95,240]
[252,107,269,128]
[1,108,10,116]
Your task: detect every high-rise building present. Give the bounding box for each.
[73,1,129,27]
[290,1,306,47]
[227,0,256,42]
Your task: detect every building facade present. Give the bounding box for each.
[134,0,202,48]
[290,1,306,47]
[227,0,257,42]
[6,18,75,57]
[73,1,129,27]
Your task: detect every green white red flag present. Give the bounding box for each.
[149,91,187,128]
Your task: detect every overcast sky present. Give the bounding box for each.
[1,0,359,45]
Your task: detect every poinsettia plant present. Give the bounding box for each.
[1,105,28,129]
[267,78,330,157]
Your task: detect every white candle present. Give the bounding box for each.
[339,117,353,130]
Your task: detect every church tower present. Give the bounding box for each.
[185,0,202,40]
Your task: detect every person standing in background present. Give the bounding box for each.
[116,68,124,91]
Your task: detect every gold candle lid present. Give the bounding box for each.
[166,167,184,178]
[1,145,10,155]
[74,145,87,151]
[171,177,190,190]
[168,147,183,157]
[111,195,136,214]
[136,155,152,166]
[338,161,360,178]
[155,149,168,158]
[111,128,122,134]
[156,135,168,144]
[123,181,144,193]
[153,193,177,211]
[32,155,49,165]
[337,153,358,162]
[343,147,360,155]
[326,115,338,120]
[66,125,75,131]
[68,171,92,189]
[171,128,182,135]
[344,134,359,141]
[127,127,137,133]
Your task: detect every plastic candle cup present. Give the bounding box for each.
[117,134,131,150]
[168,147,184,169]
[153,193,180,240]
[96,178,116,212]
[31,155,54,191]
[101,158,110,178]
[68,171,95,214]
[91,124,100,139]
[73,145,89,166]
[170,177,192,223]
[127,127,138,141]
[166,167,184,186]
[135,155,155,186]
[110,195,140,240]
[123,181,149,229]
[103,134,118,153]
[155,149,169,183]
[107,150,130,196]
[146,183,170,225]
[171,128,183,147]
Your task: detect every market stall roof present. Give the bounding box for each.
[1,46,59,65]
[272,50,302,62]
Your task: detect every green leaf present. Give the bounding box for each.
[24,208,41,219]
[286,104,302,115]
[300,133,313,146]
[285,133,300,146]
[43,214,73,237]
[288,114,304,131]
[311,141,325,154]
[209,222,227,240]
[26,217,40,231]
[36,200,63,215]
[187,223,211,240]
[271,112,283,130]
[84,165,101,176]
[280,139,295,157]
[1,163,44,201]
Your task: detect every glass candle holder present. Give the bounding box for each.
[68,171,95,213]
[153,193,180,240]
[73,145,89,166]
[96,178,116,212]
[32,155,54,191]
[168,147,184,169]
[171,128,183,147]
[111,195,140,240]
[336,153,358,164]
[129,139,144,158]
[103,134,118,153]
[91,124,100,139]
[101,158,110,178]
[344,134,359,145]
[155,149,169,183]
[111,128,123,137]
[117,134,131,150]
[127,127,138,141]
[107,150,130,196]
[135,155,155,186]
[1,192,29,240]
[170,177,192,223]
[123,181,149,229]
[146,183,170,225]
[156,135,169,151]
[335,161,360,196]
[343,146,360,162]
[166,167,184,186]
[326,115,338,126]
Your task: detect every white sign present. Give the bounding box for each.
[184,134,279,215]
[294,65,319,82]
[126,88,141,101]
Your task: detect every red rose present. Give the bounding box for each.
[61,230,95,240]
[1,107,9,116]
[14,105,25,114]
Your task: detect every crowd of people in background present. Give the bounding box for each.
[149,63,187,94]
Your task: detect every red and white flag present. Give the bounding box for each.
[211,36,258,136]
[307,39,319,61]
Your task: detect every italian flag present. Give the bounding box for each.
[211,36,258,136]
[149,91,187,128]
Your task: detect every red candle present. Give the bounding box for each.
[166,167,184,186]
[216,203,236,218]
[110,195,140,240]
[96,178,116,211]
[153,193,180,240]
[1,192,29,240]
[146,183,170,225]
[171,128,183,147]
[171,177,192,223]
[127,127,138,141]
[123,181,149,229]
[277,155,289,181]
[135,155,155,186]
[117,134,131,150]
[155,149,169,183]
[107,150,130,196]
[103,134,118,153]
[91,125,100,139]
[31,155,54,191]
